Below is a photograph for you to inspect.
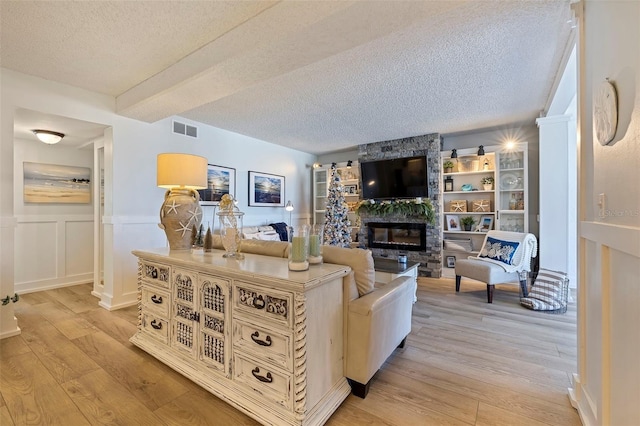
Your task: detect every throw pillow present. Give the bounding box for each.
[520,268,568,311]
[479,236,520,265]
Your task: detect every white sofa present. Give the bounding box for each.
[241,225,281,241]
[230,239,416,398]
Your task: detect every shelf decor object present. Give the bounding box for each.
[472,199,491,212]
[308,224,324,264]
[289,224,310,271]
[449,200,467,212]
[217,194,244,259]
[157,153,207,251]
[594,79,618,145]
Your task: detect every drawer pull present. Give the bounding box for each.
[151,295,163,304]
[252,295,265,310]
[250,331,272,347]
[251,367,273,383]
[150,319,162,330]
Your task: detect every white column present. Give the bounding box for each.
[536,114,577,287]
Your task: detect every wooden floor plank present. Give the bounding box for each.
[0,278,581,425]
[62,369,165,425]
[0,352,90,425]
[153,389,259,425]
[72,331,190,411]
[475,401,553,426]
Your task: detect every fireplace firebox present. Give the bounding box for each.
[367,222,426,251]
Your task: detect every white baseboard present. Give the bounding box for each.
[15,274,93,294]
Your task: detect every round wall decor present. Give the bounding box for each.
[593,80,618,145]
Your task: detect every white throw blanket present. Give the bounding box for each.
[472,230,538,273]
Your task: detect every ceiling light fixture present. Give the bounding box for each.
[346,160,353,168]
[32,129,65,144]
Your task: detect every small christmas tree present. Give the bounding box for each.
[323,163,352,247]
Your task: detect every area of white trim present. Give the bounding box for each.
[102,215,158,225]
[580,221,640,257]
[16,215,93,223]
[0,216,18,228]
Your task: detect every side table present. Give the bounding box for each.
[373,257,419,302]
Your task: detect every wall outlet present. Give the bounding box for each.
[598,193,606,218]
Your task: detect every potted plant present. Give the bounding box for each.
[443,161,454,173]
[460,216,475,231]
[481,176,494,190]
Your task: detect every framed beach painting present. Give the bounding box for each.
[248,171,285,207]
[23,162,91,204]
[198,164,236,205]
[480,215,494,232]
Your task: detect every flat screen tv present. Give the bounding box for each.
[360,156,429,199]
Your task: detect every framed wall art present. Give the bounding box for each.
[479,215,494,232]
[446,214,460,231]
[446,255,456,268]
[23,161,91,204]
[198,164,236,205]
[344,184,358,195]
[248,171,285,207]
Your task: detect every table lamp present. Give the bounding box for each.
[157,153,207,251]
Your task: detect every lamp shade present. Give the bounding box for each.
[157,153,207,189]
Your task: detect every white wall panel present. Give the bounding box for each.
[65,220,94,276]
[14,221,57,283]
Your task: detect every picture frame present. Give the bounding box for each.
[446,214,460,231]
[248,171,285,207]
[446,255,456,268]
[479,215,494,232]
[344,184,358,195]
[198,164,236,206]
[23,162,91,204]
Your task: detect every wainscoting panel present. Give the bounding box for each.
[15,215,93,294]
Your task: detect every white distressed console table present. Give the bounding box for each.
[130,248,351,426]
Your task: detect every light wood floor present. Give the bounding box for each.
[1,278,580,425]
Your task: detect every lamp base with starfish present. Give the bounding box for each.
[159,188,203,251]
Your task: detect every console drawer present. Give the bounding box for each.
[233,353,291,410]
[141,312,169,344]
[141,286,170,317]
[233,282,292,329]
[233,318,292,371]
[139,261,171,289]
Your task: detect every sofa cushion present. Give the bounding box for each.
[322,245,375,297]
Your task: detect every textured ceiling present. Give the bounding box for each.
[2,1,573,154]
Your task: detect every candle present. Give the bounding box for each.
[291,236,308,263]
[309,235,320,257]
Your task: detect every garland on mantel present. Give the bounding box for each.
[356,198,435,225]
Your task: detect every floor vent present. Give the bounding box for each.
[173,120,198,139]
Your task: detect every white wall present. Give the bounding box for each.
[13,138,94,293]
[1,68,317,319]
[571,1,640,425]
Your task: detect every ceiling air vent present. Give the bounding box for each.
[172,120,198,139]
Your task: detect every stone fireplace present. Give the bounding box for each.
[358,133,442,277]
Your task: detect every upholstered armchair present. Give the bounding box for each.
[455,230,537,303]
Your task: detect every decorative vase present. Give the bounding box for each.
[308,224,324,264]
[288,225,309,271]
[159,188,203,251]
[218,211,244,259]
[483,184,493,191]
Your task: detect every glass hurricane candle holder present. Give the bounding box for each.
[218,210,244,259]
[308,224,323,264]
[288,225,309,271]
